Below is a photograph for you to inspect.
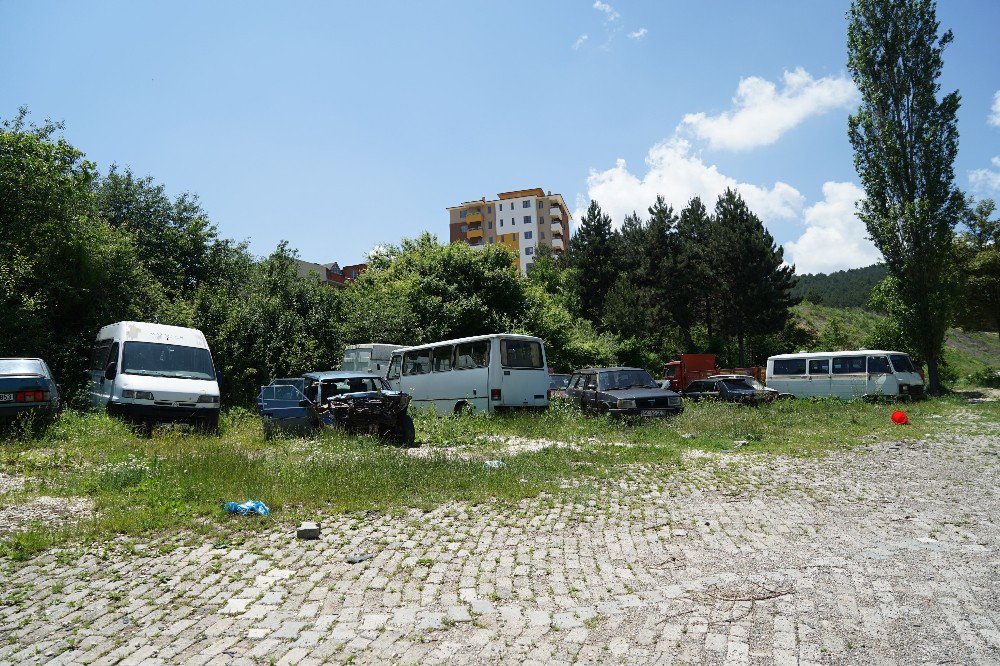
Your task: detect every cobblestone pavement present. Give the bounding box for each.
[1,422,998,665]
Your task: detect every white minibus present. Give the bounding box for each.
[341,343,404,374]
[89,321,221,430]
[385,334,549,415]
[766,350,924,400]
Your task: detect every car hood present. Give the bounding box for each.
[600,387,680,399]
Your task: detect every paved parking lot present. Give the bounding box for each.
[1,415,998,665]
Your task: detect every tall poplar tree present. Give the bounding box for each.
[847,0,964,394]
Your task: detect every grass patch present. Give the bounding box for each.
[0,395,994,559]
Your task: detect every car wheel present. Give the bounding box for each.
[393,413,416,447]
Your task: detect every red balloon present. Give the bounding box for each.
[891,410,909,425]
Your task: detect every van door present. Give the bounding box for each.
[498,338,548,408]
[386,354,402,389]
[831,356,866,399]
[807,358,831,398]
[93,341,119,408]
[89,339,113,408]
[866,356,894,397]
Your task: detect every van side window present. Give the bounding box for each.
[403,349,430,375]
[455,340,489,369]
[433,346,454,372]
[773,359,806,375]
[832,356,866,374]
[90,339,113,371]
[868,356,891,374]
[808,359,829,375]
[386,355,401,380]
[106,342,120,369]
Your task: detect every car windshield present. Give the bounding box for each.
[889,354,916,373]
[722,379,754,391]
[121,342,216,380]
[549,375,570,389]
[0,359,46,376]
[598,369,657,390]
[321,376,385,396]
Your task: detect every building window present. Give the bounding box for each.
[499,203,503,211]
[459,210,467,218]
[460,224,468,232]
[524,231,533,240]
[540,231,545,239]
[539,216,544,224]
[538,201,543,208]
[488,221,493,229]
[499,219,504,227]
[523,215,531,224]
[487,205,492,213]
[489,237,494,243]
[522,200,531,208]
[525,247,534,255]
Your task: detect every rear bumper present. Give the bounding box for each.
[108,401,219,425]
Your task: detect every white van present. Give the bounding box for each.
[89,322,221,430]
[385,334,549,415]
[341,343,404,374]
[766,350,924,400]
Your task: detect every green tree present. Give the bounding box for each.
[847,0,965,393]
[567,200,619,320]
[956,198,999,333]
[674,196,717,348]
[712,189,798,366]
[0,110,161,400]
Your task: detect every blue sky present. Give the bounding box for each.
[4,1,999,274]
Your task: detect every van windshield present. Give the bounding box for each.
[889,354,916,373]
[122,342,216,380]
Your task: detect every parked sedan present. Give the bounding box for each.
[548,373,571,399]
[566,367,683,417]
[683,375,775,405]
[0,358,60,422]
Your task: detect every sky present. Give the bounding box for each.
[3,0,999,275]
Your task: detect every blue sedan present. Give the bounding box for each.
[0,358,61,422]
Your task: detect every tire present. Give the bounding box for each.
[393,413,416,447]
[454,401,472,415]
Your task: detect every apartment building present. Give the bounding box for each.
[295,260,366,286]
[447,188,570,275]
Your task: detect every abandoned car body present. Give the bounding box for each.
[257,371,415,444]
[566,367,684,417]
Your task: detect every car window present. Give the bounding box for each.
[0,359,46,376]
[455,340,490,369]
[386,355,401,380]
[598,369,657,391]
[832,356,866,374]
[868,356,891,374]
[403,349,430,375]
[889,354,916,373]
[722,379,752,391]
[808,359,830,375]
[772,358,807,375]
[433,346,454,372]
[584,374,597,390]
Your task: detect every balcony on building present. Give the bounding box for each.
[550,222,563,235]
[466,227,484,240]
[549,207,563,220]
[468,240,485,250]
[466,209,484,225]
[551,238,565,252]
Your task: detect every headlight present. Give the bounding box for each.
[198,394,220,404]
[121,390,154,400]
[617,399,636,409]
[668,396,681,406]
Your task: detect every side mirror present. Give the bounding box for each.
[104,362,118,381]
[298,399,312,408]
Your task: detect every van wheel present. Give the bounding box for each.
[454,401,472,415]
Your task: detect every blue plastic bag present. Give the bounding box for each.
[224,499,271,516]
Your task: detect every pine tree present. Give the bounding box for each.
[847,0,964,394]
[712,189,798,366]
[567,200,619,322]
[674,197,716,348]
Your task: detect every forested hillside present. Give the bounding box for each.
[791,264,887,308]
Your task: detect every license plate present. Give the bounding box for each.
[0,393,13,402]
[640,409,667,417]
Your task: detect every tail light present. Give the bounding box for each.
[16,391,49,403]
[490,389,501,401]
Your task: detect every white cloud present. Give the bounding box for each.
[577,137,805,229]
[679,68,859,151]
[990,90,1000,127]
[572,33,588,50]
[785,182,881,274]
[628,28,648,40]
[593,0,619,21]
[969,156,1000,194]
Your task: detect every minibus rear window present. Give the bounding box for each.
[832,356,866,374]
[889,354,915,373]
[772,359,806,375]
[501,340,543,368]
